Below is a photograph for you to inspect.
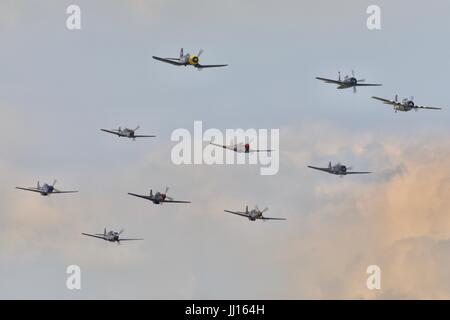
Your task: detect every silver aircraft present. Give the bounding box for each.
[308,162,371,176]
[82,228,143,244]
[316,70,382,93]
[225,205,286,221]
[16,180,78,196]
[210,140,273,153]
[153,48,228,69]
[371,95,443,112]
[128,187,191,205]
[101,126,156,140]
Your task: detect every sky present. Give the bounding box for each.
[0,0,450,299]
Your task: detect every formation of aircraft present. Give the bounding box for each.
[224,205,286,221]
[210,141,273,153]
[82,228,143,244]
[316,70,382,93]
[128,187,191,205]
[101,126,156,140]
[307,162,371,177]
[16,50,443,243]
[371,95,443,112]
[16,180,78,196]
[153,48,227,70]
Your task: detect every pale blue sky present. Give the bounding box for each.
[0,0,449,299]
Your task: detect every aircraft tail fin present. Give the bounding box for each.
[338,71,341,81]
[150,189,153,197]
[328,162,332,169]
[245,205,249,214]
[395,94,398,102]
[37,181,40,189]
[180,48,184,59]
[104,228,106,236]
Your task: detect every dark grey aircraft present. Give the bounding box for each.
[308,162,371,177]
[225,205,286,221]
[101,126,156,140]
[82,228,143,244]
[153,48,227,69]
[16,180,78,196]
[372,95,443,112]
[316,70,382,93]
[128,187,191,205]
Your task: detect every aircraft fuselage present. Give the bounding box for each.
[330,165,347,175]
[150,192,166,204]
[248,210,262,221]
[117,129,135,138]
[394,100,415,112]
[337,77,358,89]
[39,184,54,196]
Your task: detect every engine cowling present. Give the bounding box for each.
[189,55,199,64]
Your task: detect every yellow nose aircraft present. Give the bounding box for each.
[153,48,228,69]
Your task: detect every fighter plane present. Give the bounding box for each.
[308,162,371,176]
[100,126,156,140]
[224,205,286,221]
[16,180,78,196]
[128,187,191,205]
[210,140,273,153]
[82,228,143,244]
[371,95,443,112]
[316,70,382,93]
[152,48,227,69]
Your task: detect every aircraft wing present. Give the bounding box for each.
[134,135,157,138]
[128,193,151,200]
[224,210,249,218]
[160,199,191,204]
[82,233,107,240]
[346,171,372,175]
[371,96,398,106]
[416,105,442,110]
[15,187,41,193]
[52,190,78,194]
[262,217,287,221]
[307,166,332,173]
[101,129,120,136]
[315,77,342,85]
[119,238,144,241]
[196,64,228,69]
[248,149,274,153]
[355,83,382,87]
[152,56,184,66]
[210,142,234,151]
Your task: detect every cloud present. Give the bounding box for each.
[1,0,450,299]
[276,126,450,299]
[1,119,449,298]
